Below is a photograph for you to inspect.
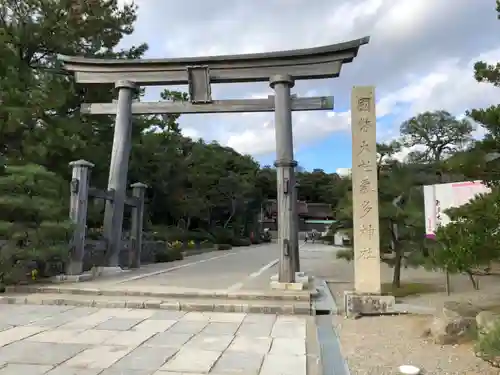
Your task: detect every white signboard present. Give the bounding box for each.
[424,181,491,238]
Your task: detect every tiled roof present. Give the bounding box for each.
[265,200,332,218]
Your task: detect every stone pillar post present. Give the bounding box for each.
[292,181,300,272]
[343,86,396,318]
[129,182,147,269]
[103,80,136,266]
[270,74,298,283]
[351,86,381,294]
[68,159,94,275]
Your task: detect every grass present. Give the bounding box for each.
[381,282,441,298]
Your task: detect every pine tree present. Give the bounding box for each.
[0,163,73,284]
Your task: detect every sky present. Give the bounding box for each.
[117,0,500,174]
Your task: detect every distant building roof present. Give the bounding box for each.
[265,200,332,218]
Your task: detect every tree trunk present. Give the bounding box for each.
[223,198,237,228]
[390,221,402,289]
[223,213,234,229]
[392,247,402,289]
[466,270,479,290]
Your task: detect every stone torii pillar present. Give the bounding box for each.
[68,159,94,275]
[270,74,300,283]
[103,80,137,266]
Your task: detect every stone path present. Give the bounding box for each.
[0,304,312,375]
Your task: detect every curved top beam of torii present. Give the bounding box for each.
[58,36,370,86]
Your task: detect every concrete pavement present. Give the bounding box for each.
[75,242,344,292]
[61,243,283,292]
[0,304,314,375]
[4,243,348,315]
[119,243,281,291]
[0,243,350,375]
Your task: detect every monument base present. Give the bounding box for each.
[50,266,128,284]
[51,273,94,283]
[270,272,312,288]
[344,291,396,318]
[91,266,128,278]
[270,280,305,291]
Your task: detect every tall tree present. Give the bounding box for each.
[335,143,430,287]
[400,110,474,162]
[0,0,149,185]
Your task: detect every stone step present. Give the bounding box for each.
[0,292,312,315]
[6,285,314,302]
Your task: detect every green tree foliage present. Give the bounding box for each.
[400,110,474,162]
[0,0,150,185]
[430,188,500,289]
[418,1,500,295]
[296,169,342,205]
[335,143,430,287]
[0,164,73,283]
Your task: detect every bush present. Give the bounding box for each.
[0,164,73,284]
[476,319,500,367]
[211,227,235,244]
[199,240,214,249]
[189,229,215,243]
[154,245,184,263]
[216,243,232,251]
[149,226,215,244]
[232,237,251,247]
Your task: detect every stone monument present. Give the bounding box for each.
[344,86,395,315]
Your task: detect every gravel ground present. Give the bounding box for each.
[333,314,497,375]
[308,246,500,373]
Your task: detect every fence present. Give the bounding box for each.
[67,160,147,275]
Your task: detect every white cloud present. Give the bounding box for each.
[182,127,200,140]
[225,44,500,155]
[336,168,352,177]
[225,111,352,155]
[120,0,500,159]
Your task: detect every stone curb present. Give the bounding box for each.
[306,316,322,375]
[0,296,312,315]
[5,285,315,301]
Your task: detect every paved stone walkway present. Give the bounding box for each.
[0,304,309,375]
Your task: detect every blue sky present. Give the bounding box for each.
[121,0,500,176]
[257,117,354,172]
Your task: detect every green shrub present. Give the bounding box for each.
[168,247,184,261]
[216,243,232,251]
[188,229,215,243]
[154,246,184,263]
[150,226,215,245]
[212,227,235,244]
[0,164,73,284]
[476,319,500,367]
[199,240,214,249]
[232,237,251,247]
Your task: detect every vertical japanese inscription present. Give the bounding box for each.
[351,86,381,294]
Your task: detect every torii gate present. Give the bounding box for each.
[59,36,370,284]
